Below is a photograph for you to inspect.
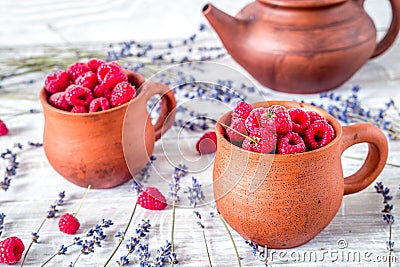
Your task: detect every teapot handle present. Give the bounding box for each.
[356,0,400,58]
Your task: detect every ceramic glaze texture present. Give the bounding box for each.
[213,101,388,248]
[40,70,176,189]
[203,0,400,93]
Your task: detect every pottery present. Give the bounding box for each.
[203,0,400,93]
[40,70,176,189]
[213,101,388,248]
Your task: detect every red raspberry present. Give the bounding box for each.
[245,108,268,134]
[304,120,335,150]
[70,106,87,113]
[48,92,71,111]
[226,117,247,144]
[97,63,127,89]
[110,81,136,107]
[0,236,25,265]
[307,110,326,124]
[65,85,93,107]
[277,132,306,154]
[66,62,90,82]
[75,71,98,90]
[89,97,110,112]
[137,187,167,210]
[242,128,277,154]
[196,131,217,154]
[288,108,310,134]
[0,120,9,136]
[261,105,292,135]
[93,84,112,99]
[87,58,106,73]
[44,70,70,93]
[58,213,80,234]
[232,101,253,121]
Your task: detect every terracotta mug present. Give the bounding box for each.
[213,101,388,248]
[40,70,176,189]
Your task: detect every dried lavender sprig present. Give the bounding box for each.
[0,212,5,237]
[20,191,66,267]
[152,240,174,266]
[116,219,151,266]
[134,155,157,183]
[245,241,272,267]
[41,219,113,266]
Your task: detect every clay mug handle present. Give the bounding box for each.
[355,0,400,58]
[340,124,388,195]
[137,82,177,140]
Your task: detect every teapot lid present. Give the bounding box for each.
[258,0,347,8]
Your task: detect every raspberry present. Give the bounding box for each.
[245,108,268,134]
[87,58,106,73]
[242,128,276,153]
[232,101,253,121]
[70,106,87,113]
[93,84,112,99]
[0,236,25,265]
[196,131,217,154]
[307,111,326,124]
[75,71,98,90]
[97,63,127,89]
[288,108,310,134]
[137,187,167,210]
[110,81,136,107]
[44,70,70,93]
[304,120,335,150]
[277,132,306,154]
[66,62,91,82]
[226,117,247,144]
[58,213,80,234]
[261,105,292,135]
[65,85,93,107]
[0,120,9,136]
[48,92,71,111]
[89,97,110,112]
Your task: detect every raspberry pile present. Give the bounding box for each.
[226,101,335,154]
[44,59,137,113]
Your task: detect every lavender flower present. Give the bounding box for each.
[0,212,5,236]
[185,177,205,207]
[169,164,188,202]
[152,241,173,266]
[245,241,271,267]
[134,155,157,184]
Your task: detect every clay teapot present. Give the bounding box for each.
[203,0,400,94]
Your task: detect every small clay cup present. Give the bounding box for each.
[213,101,388,248]
[40,70,176,189]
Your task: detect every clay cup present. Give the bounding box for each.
[213,101,388,248]
[40,70,176,189]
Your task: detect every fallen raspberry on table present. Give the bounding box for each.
[245,108,268,134]
[226,117,247,144]
[261,105,292,135]
[44,70,70,93]
[89,97,110,112]
[288,108,310,134]
[75,71,98,90]
[196,131,217,154]
[48,92,71,111]
[232,101,253,122]
[87,58,106,73]
[58,213,80,235]
[138,187,168,210]
[307,110,326,124]
[0,120,9,136]
[0,236,25,265]
[304,120,335,150]
[277,132,306,154]
[242,128,277,153]
[65,85,93,107]
[110,81,136,107]
[66,62,91,82]
[70,106,87,113]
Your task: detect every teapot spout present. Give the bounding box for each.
[203,3,241,49]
